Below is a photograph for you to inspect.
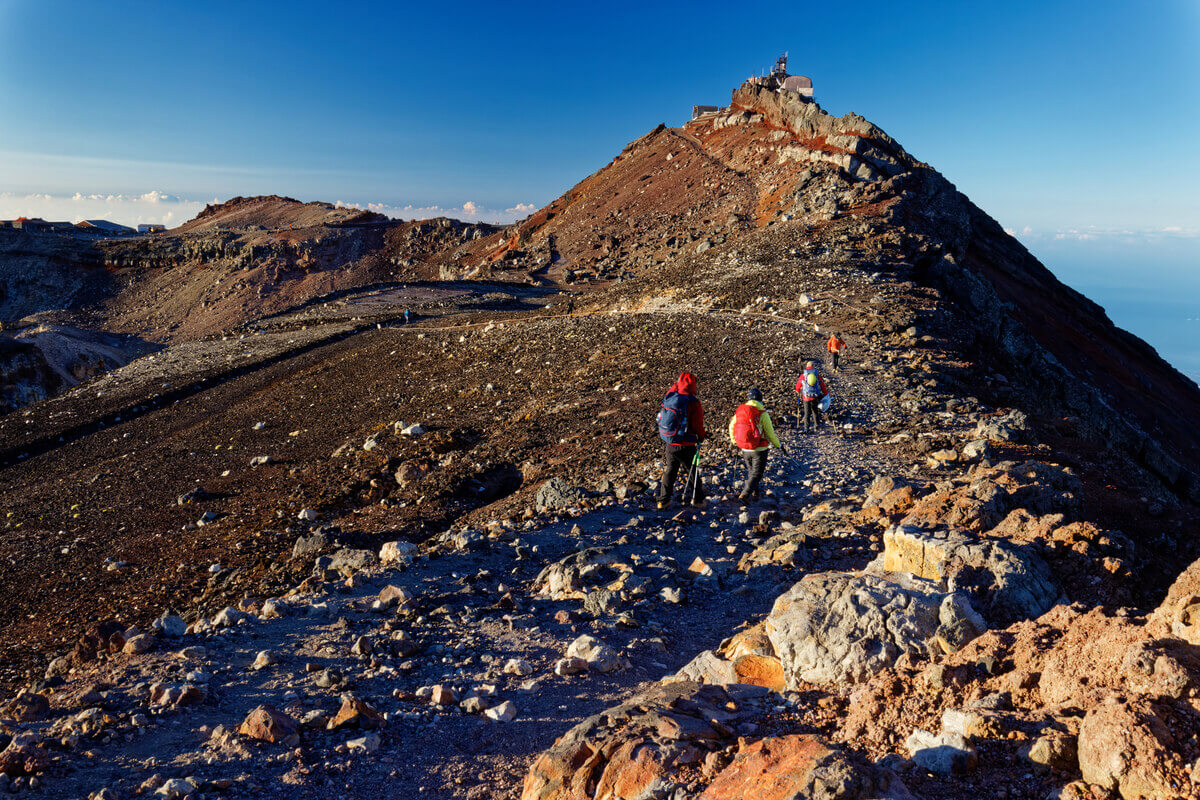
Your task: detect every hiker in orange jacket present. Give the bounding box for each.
[728,387,785,504]
[827,333,847,370]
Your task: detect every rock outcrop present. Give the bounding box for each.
[766,571,986,687]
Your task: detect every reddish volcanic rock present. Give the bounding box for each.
[237,704,300,746]
[1077,695,1188,800]
[696,734,873,800]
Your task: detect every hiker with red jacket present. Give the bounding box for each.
[795,361,829,434]
[728,387,785,505]
[655,372,706,510]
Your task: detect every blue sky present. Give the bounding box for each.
[1,0,1196,229]
[0,0,1198,376]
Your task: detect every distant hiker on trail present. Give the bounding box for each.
[402,309,413,325]
[729,387,785,505]
[827,333,846,370]
[655,372,706,510]
[795,361,829,434]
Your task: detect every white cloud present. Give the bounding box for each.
[3,190,541,230]
[1016,224,1200,244]
[0,191,206,227]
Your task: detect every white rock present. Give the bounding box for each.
[260,598,288,619]
[503,658,533,677]
[297,508,319,522]
[567,635,622,673]
[554,657,588,676]
[379,540,417,563]
[346,733,381,753]
[152,613,186,638]
[156,778,196,799]
[906,729,978,775]
[484,700,517,722]
[212,607,245,628]
[401,424,426,437]
[123,634,156,655]
[251,650,277,671]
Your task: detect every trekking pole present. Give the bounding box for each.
[678,447,695,506]
[684,443,702,504]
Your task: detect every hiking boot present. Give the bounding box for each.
[737,493,750,506]
[691,497,705,508]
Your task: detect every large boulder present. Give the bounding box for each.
[1077,696,1189,799]
[699,734,911,800]
[521,682,748,800]
[520,682,897,800]
[765,571,985,687]
[872,525,1060,625]
[900,460,1081,532]
[1149,554,1200,645]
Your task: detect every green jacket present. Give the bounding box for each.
[728,400,782,451]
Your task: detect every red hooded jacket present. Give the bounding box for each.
[665,372,705,444]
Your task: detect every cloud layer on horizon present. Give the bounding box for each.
[0,191,538,229]
[1006,224,1200,243]
[0,191,210,228]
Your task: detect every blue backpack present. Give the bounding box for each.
[800,368,822,400]
[657,392,692,444]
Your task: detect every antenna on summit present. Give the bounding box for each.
[773,52,788,78]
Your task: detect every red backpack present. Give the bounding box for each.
[733,403,767,449]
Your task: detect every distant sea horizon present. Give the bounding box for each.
[1033,238,1198,392]
[1072,285,1200,386]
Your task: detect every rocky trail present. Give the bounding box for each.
[4,299,909,800]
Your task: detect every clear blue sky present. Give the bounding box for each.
[1,0,1197,227]
[0,0,1197,375]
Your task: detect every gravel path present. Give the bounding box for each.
[20,306,915,800]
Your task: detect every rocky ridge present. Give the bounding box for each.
[0,75,1196,800]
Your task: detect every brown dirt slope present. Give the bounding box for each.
[174,195,387,234]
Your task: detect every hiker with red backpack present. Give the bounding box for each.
[795,361,829,434]
[728,387,785,504]
[655,372,707,510]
